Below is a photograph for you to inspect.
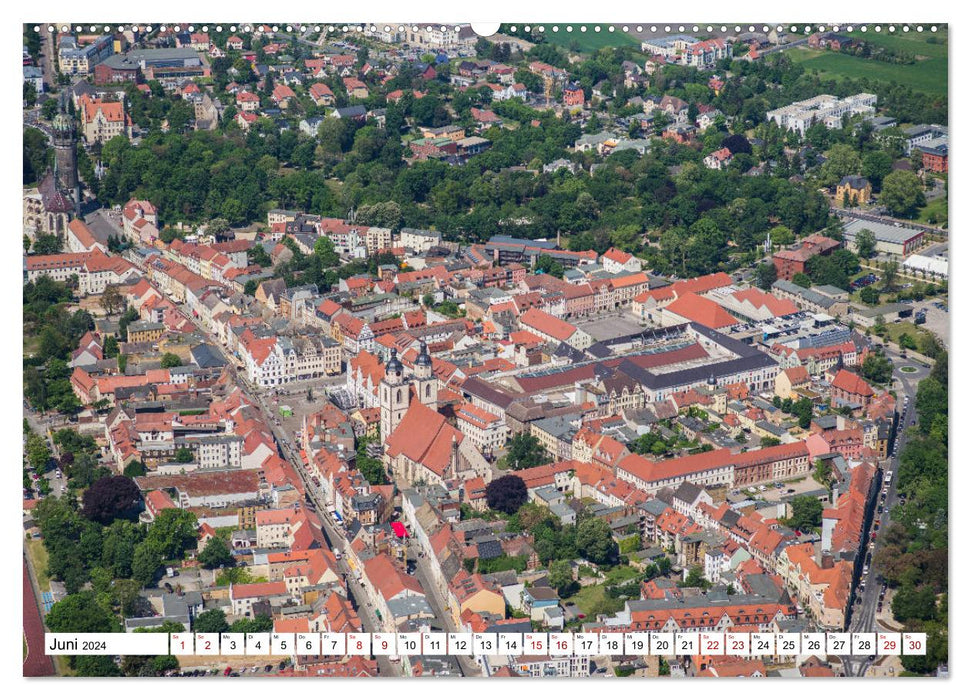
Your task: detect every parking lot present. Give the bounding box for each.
[733,473,826,504]
[915,301,949,346]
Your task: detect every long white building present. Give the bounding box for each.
[766,93,877,136]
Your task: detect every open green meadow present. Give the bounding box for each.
[785,30,947,95]
[537,25,640,52]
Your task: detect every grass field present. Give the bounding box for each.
[25,536,50,591]
[917,197,948,226]
[566,584,614,616]
[538,25,640,52]
[566,564,642,616]
[884,321,937,348]
[785,33,948,95]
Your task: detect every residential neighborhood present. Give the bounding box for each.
[22,20,948,681]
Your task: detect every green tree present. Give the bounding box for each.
[160,353,182,369]
[548,560,577,597]
[229,614,274,633]
[505,432,548,470]
[26,432,51,470]
[881,260,899,291]
[46,590,120,633]
[787,495,824,532]
[891,584,938,623]
[855,229,877,259]
[881,170,926,217]
[862,150,893,188]
[860,285,880,305]
[123,460,147,478]
[861,353,893,384]
[41,98,58,120]
[198,536,235,569]
[145,508,199,560]
[173,447,194,463]
[755,262,777,290]
[821,144,862,188]
[131,540,163,586]
[75,656,123,676]
[575,517,618,566]
[813,459,832,486]
[534,253,564,279]
[100,285,124,316]
[681,565,709,589]
[768,225,795,246]
[192,608,230,633]
[792,272,812,288]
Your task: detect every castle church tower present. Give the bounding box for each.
[412,341,438,410]
[380,349,409,440]
[52,94,80,217]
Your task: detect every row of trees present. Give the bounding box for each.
[23,276,95,415]
[874,354,947,674]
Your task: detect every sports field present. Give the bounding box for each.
[785,31,947,95]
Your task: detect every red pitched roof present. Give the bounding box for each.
[519,307,578,342]
[665,292,739,329]
[385,401,463,478]
[831,369,875,397]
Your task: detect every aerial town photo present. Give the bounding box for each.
[21,15,949,682]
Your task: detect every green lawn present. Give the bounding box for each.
[785,43,947,95]
[916,197,948,226]
[567,565,641,616]
[883,321,937,349]
[538,25,640,52]
[853,31,948,61]
[602,564,641,585]
[25,536,50,591]
[566,584,615,616]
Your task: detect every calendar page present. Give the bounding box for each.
[20,6,949,684]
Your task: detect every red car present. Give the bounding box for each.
[224,667,233,676]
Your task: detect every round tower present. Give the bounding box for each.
[52,109,79,195]
[380,349,409,440]
[413,341,438,410]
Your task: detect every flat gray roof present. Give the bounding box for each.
[842,218,924,244]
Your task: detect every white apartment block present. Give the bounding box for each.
[766,93,877,136]
[193,435,244,470]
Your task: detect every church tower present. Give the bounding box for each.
[412,341,438,410]
[380,349,409,440]
[52,94,80,216]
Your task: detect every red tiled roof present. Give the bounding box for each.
[519,307,578,342]
[665,292,739,329]
[831,369,874,397]
[385,401,463,478]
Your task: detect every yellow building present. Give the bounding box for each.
[836,176,872,206]
[127,320,166,343]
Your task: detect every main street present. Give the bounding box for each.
[840,347,928,677]
[407,541,480,677]
[118,253,405,675]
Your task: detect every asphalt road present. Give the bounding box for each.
[840,348,927,676]
[407,541,480,677]
[238,367,406,676]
